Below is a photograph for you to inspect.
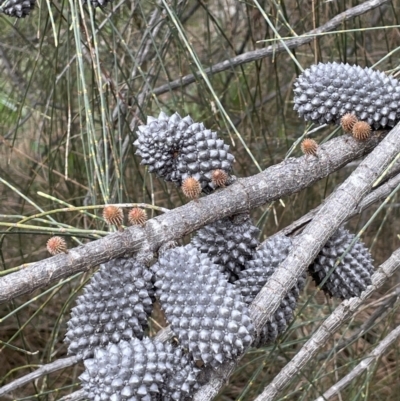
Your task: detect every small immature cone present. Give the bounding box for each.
[352,121,372,141]
[47,236,68,255]
[182,177,201,200]
[103,205,124,231]
[128,208,147,226]
[340,113,358,133]
[211,169,228,187]
[301,138,318,156]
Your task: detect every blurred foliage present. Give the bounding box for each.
[0,0,400,400]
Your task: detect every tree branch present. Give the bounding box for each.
[0,134,382,304]
[255,251,400,401]
[192,124,400,400]
[317,285,400,361]
[152,0,389,96]
[0,356,80,398]
[313,324,400,401]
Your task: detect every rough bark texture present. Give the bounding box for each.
[255,246,400,400]
[192,123,400,400]
[0,134,382,304]
[152,0,389,96]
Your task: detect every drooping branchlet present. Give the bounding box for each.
[103,205,124,230]
[301,138,318,156]
[128,207,147,226]
[47,236,68,255]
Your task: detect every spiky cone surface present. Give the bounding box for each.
[152,244,254,368]
[294,62,400,130]
[65,258,154,359]
[0,0,35,18]
[46,236,68,255]
[308,227,374,299]
[191,214,260,282]
[133,112,235,192]
[235,235,307,347]
[301,138,318,156]
[163,345,201,400]
[129,207,147,226]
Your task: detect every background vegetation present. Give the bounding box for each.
[1,0,399,399]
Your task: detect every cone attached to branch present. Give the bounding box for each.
[308,227,374,299]
[294,62,400,129]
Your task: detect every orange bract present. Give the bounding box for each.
[182,177,202,200]
[340,113,358,133]
[301,138,318,156]
[128,208,148,226]
[211,169,228,187]
[352,121,372,141]
[47,236,68,255]
[103,205,124,228]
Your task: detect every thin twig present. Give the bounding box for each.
[152,0,389,96]
[254,253,400,400]
[314,324,400,401]
[0,356,80,397]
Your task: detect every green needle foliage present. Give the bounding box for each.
[0,0,399,400]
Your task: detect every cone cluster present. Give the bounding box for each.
[235,235,306,346]
[80,338,200,401]
[309,227,374,299]
[134,112,235,193]
[294,62,400,130]
[65,258,154,359]
[192,214,260,282]
[152,244,254,367]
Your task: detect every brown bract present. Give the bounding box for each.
[352,121,372,141]
[128,208,148,226]
[340,113,358,133]
[182,177,202,200]
[211,169,228,187]
[47,236,68,255]
[301,138,318,156]
[103,205,124,229]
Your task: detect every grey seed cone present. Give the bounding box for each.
[152,244,254,368]
[83,0,112,7]
[294,62,400,129]
[162,345,201,400]
[80,338,168,401]
[65,258,154,359]
[133,112,234,192]
[235,235,306,347]
[309,227,374,299]
[0,0,35,18]
[192,214,260,282]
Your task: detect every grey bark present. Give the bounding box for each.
[192,124,400,400]
[152,0,389,96]
[0,356,80,398]
[255,248,400,400]
[313,324,400,401]
[0,133,382,304]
